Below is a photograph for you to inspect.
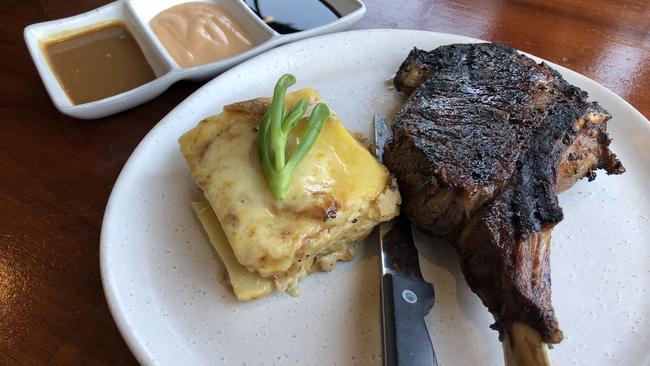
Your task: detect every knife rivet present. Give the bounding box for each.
[402,289,417,304]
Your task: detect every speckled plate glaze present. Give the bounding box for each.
[100,30,650,365]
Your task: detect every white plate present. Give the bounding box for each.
[101,30,650,365]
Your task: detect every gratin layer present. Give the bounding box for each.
[180,88,400,299]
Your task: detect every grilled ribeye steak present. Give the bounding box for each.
[384,43,624,345]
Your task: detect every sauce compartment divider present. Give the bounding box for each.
[24,0,365,119]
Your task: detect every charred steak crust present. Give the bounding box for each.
[384,43,624,344]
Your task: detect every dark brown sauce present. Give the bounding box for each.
[43,22,156,105]
[243,0,341,34]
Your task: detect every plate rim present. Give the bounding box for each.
[99,28,650,365]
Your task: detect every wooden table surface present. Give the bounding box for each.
[2,0,648,364]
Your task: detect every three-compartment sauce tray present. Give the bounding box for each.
[24,0,365,119]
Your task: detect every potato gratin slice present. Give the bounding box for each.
[179,88,400,300]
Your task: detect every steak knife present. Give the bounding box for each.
[375,113,438,366]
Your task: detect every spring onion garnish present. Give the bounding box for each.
[258,74,330,200]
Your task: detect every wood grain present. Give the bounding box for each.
[1,0,648,364]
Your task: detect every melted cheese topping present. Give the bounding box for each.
[180,88,400,298]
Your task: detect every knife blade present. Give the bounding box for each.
[375,113,438,366]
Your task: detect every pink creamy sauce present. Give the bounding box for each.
[150,2,255,67]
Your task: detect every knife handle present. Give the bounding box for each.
[382,273,437,366]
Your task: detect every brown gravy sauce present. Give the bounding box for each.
[150,2,255,68]
[43,22,156,105]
